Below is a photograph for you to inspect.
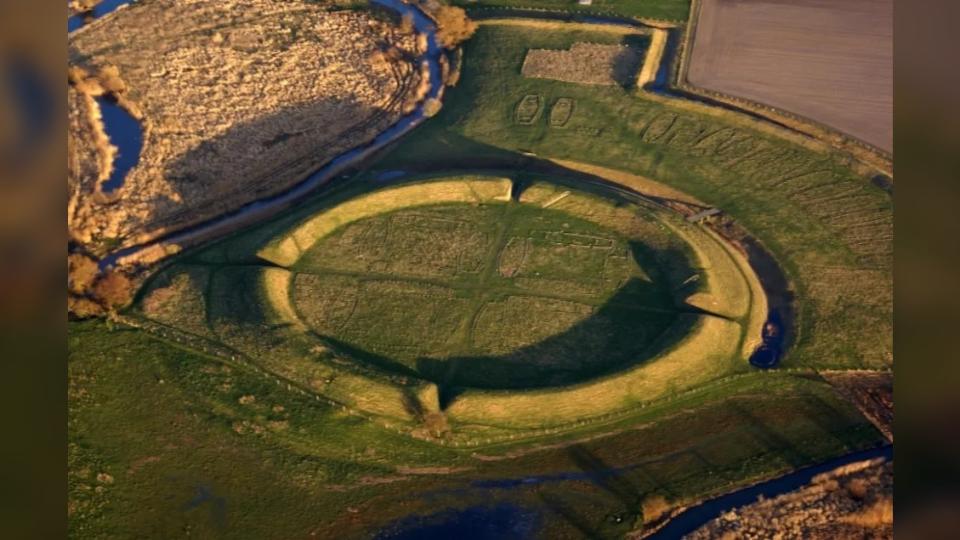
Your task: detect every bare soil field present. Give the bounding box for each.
[686,0,892,153]
[68,0,426,252]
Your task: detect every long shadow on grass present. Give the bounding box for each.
[414,244,722,406]
[182,232,724,409]
[533,444,646,538]
[374,139,795,370]
[726,401,812,469]
[567,444,644,513]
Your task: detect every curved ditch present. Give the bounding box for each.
[78,3,860,369]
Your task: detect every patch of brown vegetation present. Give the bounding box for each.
[67,0,425,254]
[68,0,99,16]
[823,371,893,442]
[641,495,671,523]
[67,253,99,294]
[522,43,642,87]
[431,5,478,49]
[842,497,893,528]
[67,251,138,317]
[684,458,893,539]
[91,269,135,309]
[67,84,113,210]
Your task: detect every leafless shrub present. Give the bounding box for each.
[400,13,414,34]
[446,48,463,86]
[422,97,441,117]
[68,294,105,318]
[846,478,869,500]
[92,269,134,308]
[97,65,127,94]
[842,497,893,527]
[68,253,100,294]
[69,66,104,96]
[433,6,477,49]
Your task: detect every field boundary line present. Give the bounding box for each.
[670,0,892,173]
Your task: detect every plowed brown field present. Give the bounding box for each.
[686,0,892,152]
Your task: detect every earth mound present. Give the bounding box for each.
[132,176,767,433]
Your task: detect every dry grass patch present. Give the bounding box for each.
[842,497,893,527]
[522,43,642,87]
[686,458,893,539]
[68,0,426,250]
[641,495,672,523]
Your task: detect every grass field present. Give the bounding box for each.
[375,21,893,372]
[68,13,891,539]
[453,0,691,22]
[70,319,883,538]
[292,201,682,390]
[131,176,764,433]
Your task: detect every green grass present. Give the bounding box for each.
[131,176,764,432]
[68,320,456,538]
[69,319,884,538]
[375,22,893,371]
[69,16,891,539]
[291,201,682,389]
[453,0,692,22]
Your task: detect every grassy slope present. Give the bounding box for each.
[375,23,893,371]
[292,201,681,385]
[453,0,691,22]
[133,176,767,432]
[69,319,882,538]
